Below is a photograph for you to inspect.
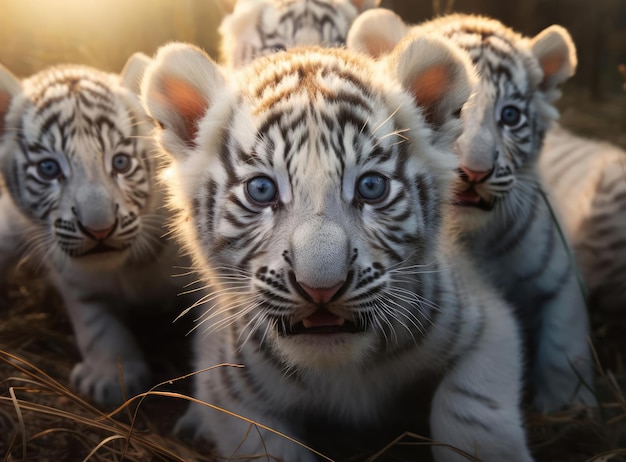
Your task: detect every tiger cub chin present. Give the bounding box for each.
[218,0,380,68]
[141,33,533,461]
[348,10,594,412]
[0,55,191,406]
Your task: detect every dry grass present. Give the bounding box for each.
[0,266,214,462]
[1,261,626,462]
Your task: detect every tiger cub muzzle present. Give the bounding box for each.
[280,269,362,336]
[453,165,496,211]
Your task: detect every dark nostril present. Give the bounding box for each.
[460,166,492,184]
[298,281,345,304]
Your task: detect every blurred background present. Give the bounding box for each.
[0,0,623,94]
[1,0,624,144]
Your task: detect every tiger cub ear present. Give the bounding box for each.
[120,52,152,95]
[530,25,577,92]
[218,0,267,68]
[141,43,226,158]
[348,0,382,13]
[386,31,474,141]
[347,8,408,58]
[219,0,237,15]
[0,63,22,136]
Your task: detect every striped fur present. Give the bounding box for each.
[540,125,626,329]
[0,55,190,406]
[142,37,532,461]
[218,0,380,68]
[348,10,594,412]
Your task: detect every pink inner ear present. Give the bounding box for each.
[161,76,208,145]
[540,52,566,84]
[409,64,451,124]
[0,91,11,135]
[362,35,396,58]
[350,0,375,13]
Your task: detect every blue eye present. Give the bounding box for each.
[246,176,278,205]
[357,173,388,202]
[37,159,62,180]
[112,153,131,174]
[500,105,522,127]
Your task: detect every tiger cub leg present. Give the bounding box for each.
[430,301,533,462]
[533,275,595,412]
[60,286,150,406]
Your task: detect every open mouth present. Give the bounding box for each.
[81,243,121,256]
[453,188,494,211]
[279,310,362,336]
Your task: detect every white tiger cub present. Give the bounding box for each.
[539,125,626,330]
[348,10,594,412]
[0,55,189,406]
[218,0,380,68]
[141,34,533,461]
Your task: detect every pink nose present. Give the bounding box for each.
[298,281,345,304]
[460,166,492,184]
[84,223,116,241]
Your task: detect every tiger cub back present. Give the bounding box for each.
[141,33,532,461]
[218,0,380,68]
[0,55,192,406]
[539,125,626,330]
[348,10,594,412]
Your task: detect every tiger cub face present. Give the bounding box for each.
[348,11,576,231]
[142,36,472,369]
[219,0,380,68]
[0,54,162,270]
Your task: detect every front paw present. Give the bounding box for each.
[70,359,150,407]
[174,403,213,443]
[175,403,318,461]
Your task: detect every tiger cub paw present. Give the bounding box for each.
[174,404,211,443]
[70,359,150,407]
